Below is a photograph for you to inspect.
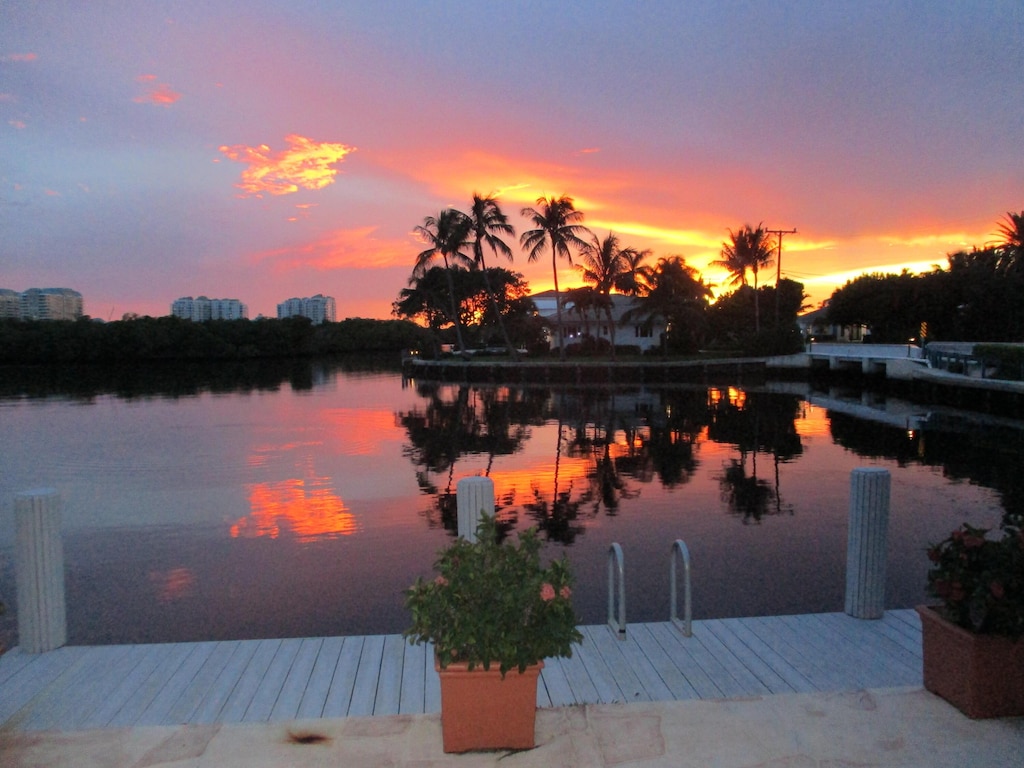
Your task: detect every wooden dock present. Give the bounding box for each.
[0,610,922,733]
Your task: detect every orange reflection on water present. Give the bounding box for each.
[247,440,323,467]
[234,477,358,541]
[489,461,592,501]
[708,387,747,409]
[320,408,401,455]
[149,567,196,602]
[794,403,832,438]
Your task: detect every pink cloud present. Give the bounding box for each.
[219,135,356,198]
[3,53,37,62]
[133,75,182,107]
[8,119,27,130]
[249,226,410,272]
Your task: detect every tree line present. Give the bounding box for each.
[825,212,1024,343]
[393,193,806,359]
[0,315,430,365]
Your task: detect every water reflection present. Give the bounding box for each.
[398,384,816,538]
[236,477,356,541]
[0,354,399,401]
[2,360,1023,645]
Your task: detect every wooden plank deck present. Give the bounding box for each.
[0,610,922,733]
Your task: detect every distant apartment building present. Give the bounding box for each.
[277,294,336,324]
[0,288,84,320]
[171,296,248,321]
[0,289,19,319]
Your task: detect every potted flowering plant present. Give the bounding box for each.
[404,514,582,752]
[918,517,1024,718]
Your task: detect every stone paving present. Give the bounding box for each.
[2,686,1022,767]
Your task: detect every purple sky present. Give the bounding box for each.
[3,1,1022,320]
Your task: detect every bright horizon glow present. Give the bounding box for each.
[2,3,1020,321]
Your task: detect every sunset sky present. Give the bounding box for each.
[3,1,1021,320]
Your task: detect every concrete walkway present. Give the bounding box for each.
[3,686,1021,767]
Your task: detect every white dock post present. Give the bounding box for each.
[456,477,494,543]
[845,468,890,619]
[15,488,67,653]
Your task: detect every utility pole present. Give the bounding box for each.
[766,227,797,327]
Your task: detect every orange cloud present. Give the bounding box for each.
[586,219,723,251]
[383,148,609,212]
[133,74,181,107]
[248,225,411,271]
[219,134,355,198]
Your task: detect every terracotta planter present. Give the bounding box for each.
[917,605,1024,718]
[435,658,543,753]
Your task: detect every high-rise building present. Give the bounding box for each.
[277,294,336,324]
[0,289,20,319]
[171,296,248,321]
[0,288,84,320]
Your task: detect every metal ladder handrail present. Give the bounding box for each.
[670,539,692,636]
[607,543,626,639]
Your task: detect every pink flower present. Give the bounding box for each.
[540,583,556,602]
[560,586,572,600]
[991,581,1006,599]
[434,575,448,587]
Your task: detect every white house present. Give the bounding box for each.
[797,303,868,343]
[531,290,666,353]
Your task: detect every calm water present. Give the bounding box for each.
[0,359,1019,646]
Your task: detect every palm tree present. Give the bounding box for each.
[995,210,1024,275]
[576,231,635,356]
[625,256,712,355]
[520,195,591,359]
[615,247,655,298]
[412,209,473,356]
[712,224,775,333]
[463,193,518,357]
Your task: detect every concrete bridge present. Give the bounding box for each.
[802,342,925,376]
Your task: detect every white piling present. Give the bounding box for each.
[456,476,494,543]
[15,488,67,653]
[845,467,890,619]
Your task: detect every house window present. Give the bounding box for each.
[635,326,652,338]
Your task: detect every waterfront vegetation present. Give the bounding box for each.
[0,315,430,365]
[2,207,1020,366]
[398,194,808,359]
[825,211,1024,343]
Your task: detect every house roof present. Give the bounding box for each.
[531,291,651,325]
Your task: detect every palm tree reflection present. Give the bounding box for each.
[399,383,540,534]
[710,389,800,523]
[399,383,805,535]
